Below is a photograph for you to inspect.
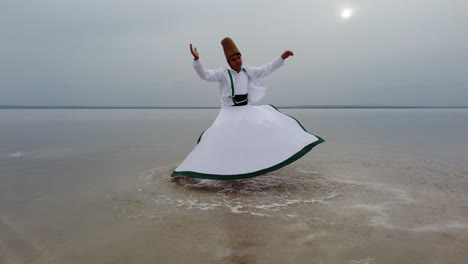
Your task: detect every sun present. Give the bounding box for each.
[341,8,353,19]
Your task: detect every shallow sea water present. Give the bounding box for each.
[0,109,467,263]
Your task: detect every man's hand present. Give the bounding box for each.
[190,43,199,61]
[281,50,294,60]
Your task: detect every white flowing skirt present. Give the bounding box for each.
[172,105,324,180]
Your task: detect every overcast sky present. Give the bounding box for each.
[1,0,467,106]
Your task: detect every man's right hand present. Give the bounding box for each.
[190,44,199,61]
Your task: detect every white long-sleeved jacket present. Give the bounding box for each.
[193,57,284,106]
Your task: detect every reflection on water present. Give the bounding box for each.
[1,109,468,263]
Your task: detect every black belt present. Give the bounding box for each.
[232,94,248,106]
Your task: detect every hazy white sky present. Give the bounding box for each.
[1,0,467,106]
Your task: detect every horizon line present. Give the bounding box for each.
[1,105,467,109]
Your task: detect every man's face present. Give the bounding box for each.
[228,54,242,72]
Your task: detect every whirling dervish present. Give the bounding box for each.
[172,37,324,180]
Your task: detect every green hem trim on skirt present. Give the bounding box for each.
[171,105,325,180]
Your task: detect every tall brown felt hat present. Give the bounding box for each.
[221,37,241,61]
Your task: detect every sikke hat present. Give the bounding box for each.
[221,37,241,61]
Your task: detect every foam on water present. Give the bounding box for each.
[337,175,468,232]
[6,148,76,160]
[111,165,341,220]
[350,258,376,264]
[9,152,24,158]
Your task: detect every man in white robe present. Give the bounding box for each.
[190,38,294,106]
[171,37,323,180]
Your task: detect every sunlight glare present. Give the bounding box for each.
[342,8,353,19]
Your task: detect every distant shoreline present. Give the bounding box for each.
[1,105,467,109]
